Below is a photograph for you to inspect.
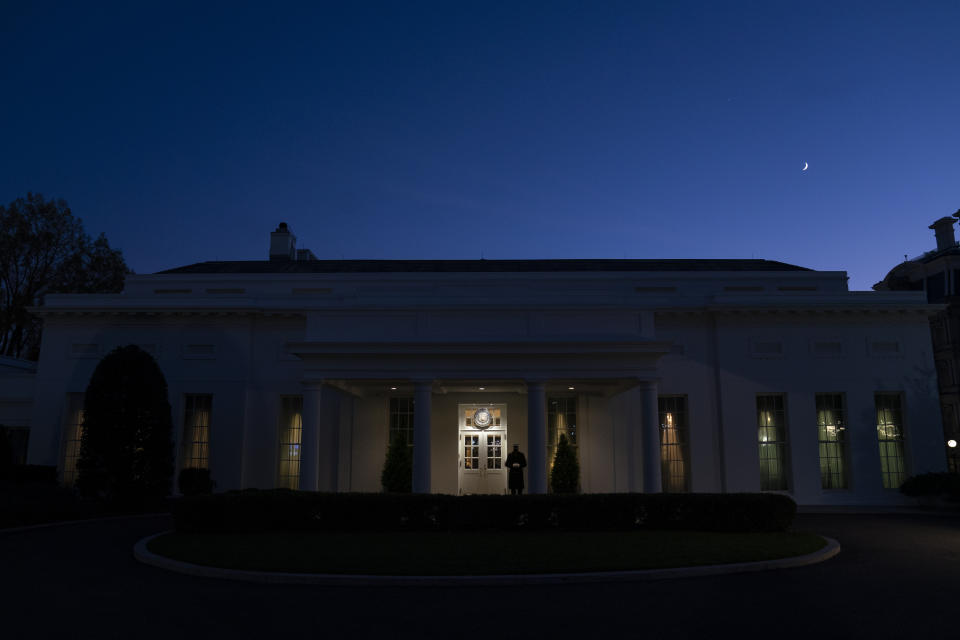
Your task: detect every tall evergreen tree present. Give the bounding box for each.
[381,434,413,493]
[77,345,174,504]
[550,434,580,494]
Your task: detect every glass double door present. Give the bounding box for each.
[458,404,508,495]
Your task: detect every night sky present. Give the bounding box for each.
[2,1,958,290]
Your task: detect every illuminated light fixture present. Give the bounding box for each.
[390,387,397,391]
[949,439,958,448]
[568,386,575,390]
[478,387,485,391]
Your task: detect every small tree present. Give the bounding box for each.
[0,193,130,360]
[550,434,580,494]
[77,345,174,504]
[381,435,413,493]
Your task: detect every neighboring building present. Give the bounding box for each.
[0,356,37,465]
[25,224,946,505]
[875,212,960,471]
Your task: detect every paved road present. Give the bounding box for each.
[2,511,959,639]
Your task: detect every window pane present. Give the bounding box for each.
[389,396,415,449]
[658,396,689,492]
[62,393,86,487]
[183,394,212,469]
[875,393,906,488]
[547,397,577,480]
[278,396,303,489]
[757,395,789,490]
[816,393,847,489]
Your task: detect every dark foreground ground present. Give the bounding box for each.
[1,511,958,639]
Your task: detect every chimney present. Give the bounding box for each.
[930,217,957,252]
[269,222,296,261]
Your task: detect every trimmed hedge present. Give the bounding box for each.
[900,472,960,501]
[178,468,215,497]
[0,464,57,485]
[173,491,796,534]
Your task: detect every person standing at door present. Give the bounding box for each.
[506,444,527,495]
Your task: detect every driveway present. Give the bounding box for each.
[2,511,958,639]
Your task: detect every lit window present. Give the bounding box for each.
[389,397,414,448]
[816,394,848,489]
[182,394,212,469]
[658,396,689,492]
[278,396,303,489]
[875,393,907,488]
[61,393,85,487]
[547,396,577,472]
[757,395,790,491]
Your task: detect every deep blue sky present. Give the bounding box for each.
[2,1,958,290]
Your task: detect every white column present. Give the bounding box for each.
[317,387,339,493]
[413,380,433,493]
[299,381,322,492]
[527,380,547,494]
[625,386,639,493]
[641,381,662,493]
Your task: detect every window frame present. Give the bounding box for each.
[658,395,690,493]
[815,393,849,490]
[875,392,908,489]
[60,393,86,487]
[389,396,415,449]
[181,394,213,471]
[277,395,303,490]
[756,394,791,492]
[547,395,578,476]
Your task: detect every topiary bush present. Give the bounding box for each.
[77,345,174,505]
[381,435,413,493]
[550,434,580,494]
[178,467,215,496]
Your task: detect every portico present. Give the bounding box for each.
[288,338,671,494]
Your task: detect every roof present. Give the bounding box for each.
[157,259,812,275]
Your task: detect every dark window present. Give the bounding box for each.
[389,397,414,447]
[927,272,946,303]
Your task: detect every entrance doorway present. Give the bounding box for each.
[458,404,507,495]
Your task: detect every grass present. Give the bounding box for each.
[147,530,827,575]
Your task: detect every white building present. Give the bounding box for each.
[0,356,36,465]
[25,224,947,505]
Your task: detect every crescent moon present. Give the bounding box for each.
[802,162,809,171]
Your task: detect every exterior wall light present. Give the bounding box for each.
[949,439,957,448]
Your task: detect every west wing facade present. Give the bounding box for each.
[25,231,947,505]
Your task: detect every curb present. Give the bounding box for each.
[0,513,170,536]
[134,532,841,586]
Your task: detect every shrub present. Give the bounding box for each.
[77,345,174,505]
[173,491,797,534]
[0,426,13,477]
[550,434,580,493]
[178,468,215,496]
[2,465,57,485]
[381,435,413,493]
[900,472,960,501]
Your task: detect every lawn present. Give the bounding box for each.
[147,530,827,575]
